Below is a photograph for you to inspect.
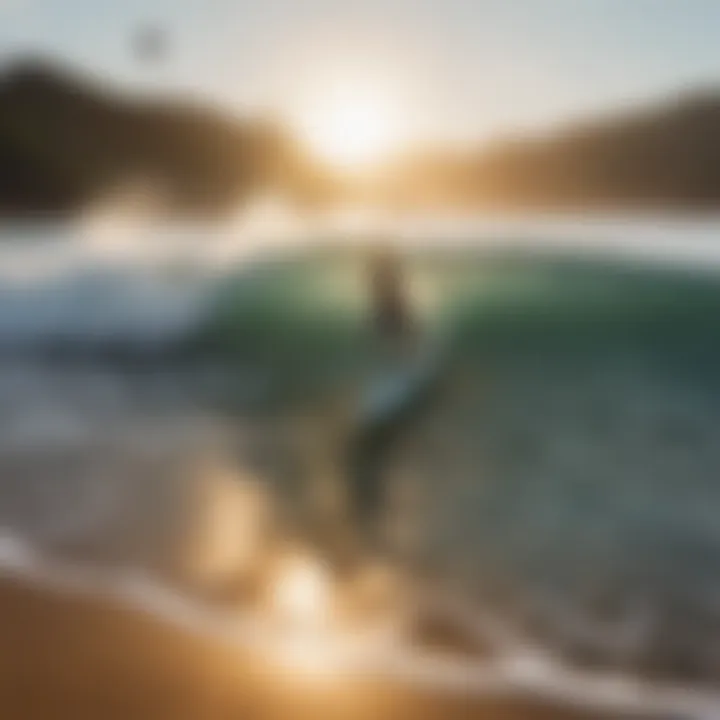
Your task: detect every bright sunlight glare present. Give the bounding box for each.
[291,79,403,172]
[271,553,331,628]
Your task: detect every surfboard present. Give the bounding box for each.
[357,339,446,432]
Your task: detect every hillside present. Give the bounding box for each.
[0,59,320,216]
[0,59,718,215]
[390,91,720,211]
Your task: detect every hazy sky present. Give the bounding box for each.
[1,0,719,143]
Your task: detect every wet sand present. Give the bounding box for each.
[0,576,652,720]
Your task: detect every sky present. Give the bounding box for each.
[1,0,719,145]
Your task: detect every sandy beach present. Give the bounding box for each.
[0,573,653,720]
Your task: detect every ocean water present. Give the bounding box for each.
[2,215,720,717]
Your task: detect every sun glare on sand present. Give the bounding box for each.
[271,553,331,628]
[291,78,403,173]
[267,553,338,673]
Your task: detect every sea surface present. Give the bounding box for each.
[2,213,720,718]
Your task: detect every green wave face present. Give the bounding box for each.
[196,246,720,376]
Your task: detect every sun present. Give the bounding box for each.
[291,81,402,172]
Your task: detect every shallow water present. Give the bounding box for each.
[2,216,720,716]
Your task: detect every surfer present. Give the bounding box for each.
[341,245,430,562]
[367,246,416,356]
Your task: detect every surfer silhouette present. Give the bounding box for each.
[368,246,416,355]
[340,245,424,563]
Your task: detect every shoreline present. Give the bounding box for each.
[0,534,714,720]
